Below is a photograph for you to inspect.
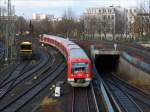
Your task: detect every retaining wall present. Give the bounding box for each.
[117,52,150,93]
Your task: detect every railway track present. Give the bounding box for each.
[1,63,66,112]
[71,88,90,112]
[71,84,98,112]
[0,48,4,61]
[0,62,29,98]
[19,51,42,74]
[0,51,49,100]
[120,42,150,54]
[104,73,144,112]
[0,50,47,88]
[116,43,150,64]
[0,50,51,108]
[110,74,150,112]
[0,47,65,112]
[30,68,67,112]
[0,63,18,85]
[0,62,29,86]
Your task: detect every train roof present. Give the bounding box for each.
[43,34,89,59]
[70,48,88,59]
[60,38,89,59]
[68,45,80,49]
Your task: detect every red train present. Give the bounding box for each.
[39,34,92,87]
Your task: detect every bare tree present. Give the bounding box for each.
[15,16,28,34]
[101,18,109,40]
[90,16,97,39]
[131,13,150,40]
[31,18,53,36]
[97,17,102,40]
[61,9,77,38]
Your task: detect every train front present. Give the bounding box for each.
[20,41,32,59]
[68,58,92,87]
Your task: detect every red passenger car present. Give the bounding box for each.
[40,34,92,87]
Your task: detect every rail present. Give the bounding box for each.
[90,83,100,112]
[0,48,4,63]
[0,49,65,111]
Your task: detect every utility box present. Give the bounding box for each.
[55,86,61,97]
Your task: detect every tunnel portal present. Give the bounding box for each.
[95,54,120,75]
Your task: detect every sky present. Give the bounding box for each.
[6,0,149,18]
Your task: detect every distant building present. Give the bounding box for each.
[83,6,143,39]
[125,8,140,23]
[32,13,55,21]
[125,8,142,35]
[32,13,45,20]
[46,15,54,21]
[53,17,62,21]
[133,13,150,37]
[83,6,126,38]
[0,6,7,16]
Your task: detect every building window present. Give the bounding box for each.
[130,9,132,13]
[108,9,111,13]
[134,9,136,13]
[108,15,110,19]
[112,15,114,19]
[99,10,101,13]
[112,9,115,12]
[103,15,106,19]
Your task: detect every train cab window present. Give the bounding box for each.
[21,45,31,49]
[72,62,88,74]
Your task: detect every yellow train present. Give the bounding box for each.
[20,41,32,59]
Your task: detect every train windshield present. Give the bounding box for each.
[72,62,88,74]
[21,45,31,49]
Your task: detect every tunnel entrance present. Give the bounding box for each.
[95,54,120,75]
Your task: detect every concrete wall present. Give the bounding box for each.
[117,56,150,93]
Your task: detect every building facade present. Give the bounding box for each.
[83,6,143,39]
[124,8,142,36]
[83,6,125,38]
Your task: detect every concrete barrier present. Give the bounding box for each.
[117,53,150,93]
[122,52,150,73]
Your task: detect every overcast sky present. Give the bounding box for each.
[8,0,148,18]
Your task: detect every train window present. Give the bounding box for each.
[48,38,50,42]
[44,38,47,41]
[21,45,31,49]
[72,62,88,74]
